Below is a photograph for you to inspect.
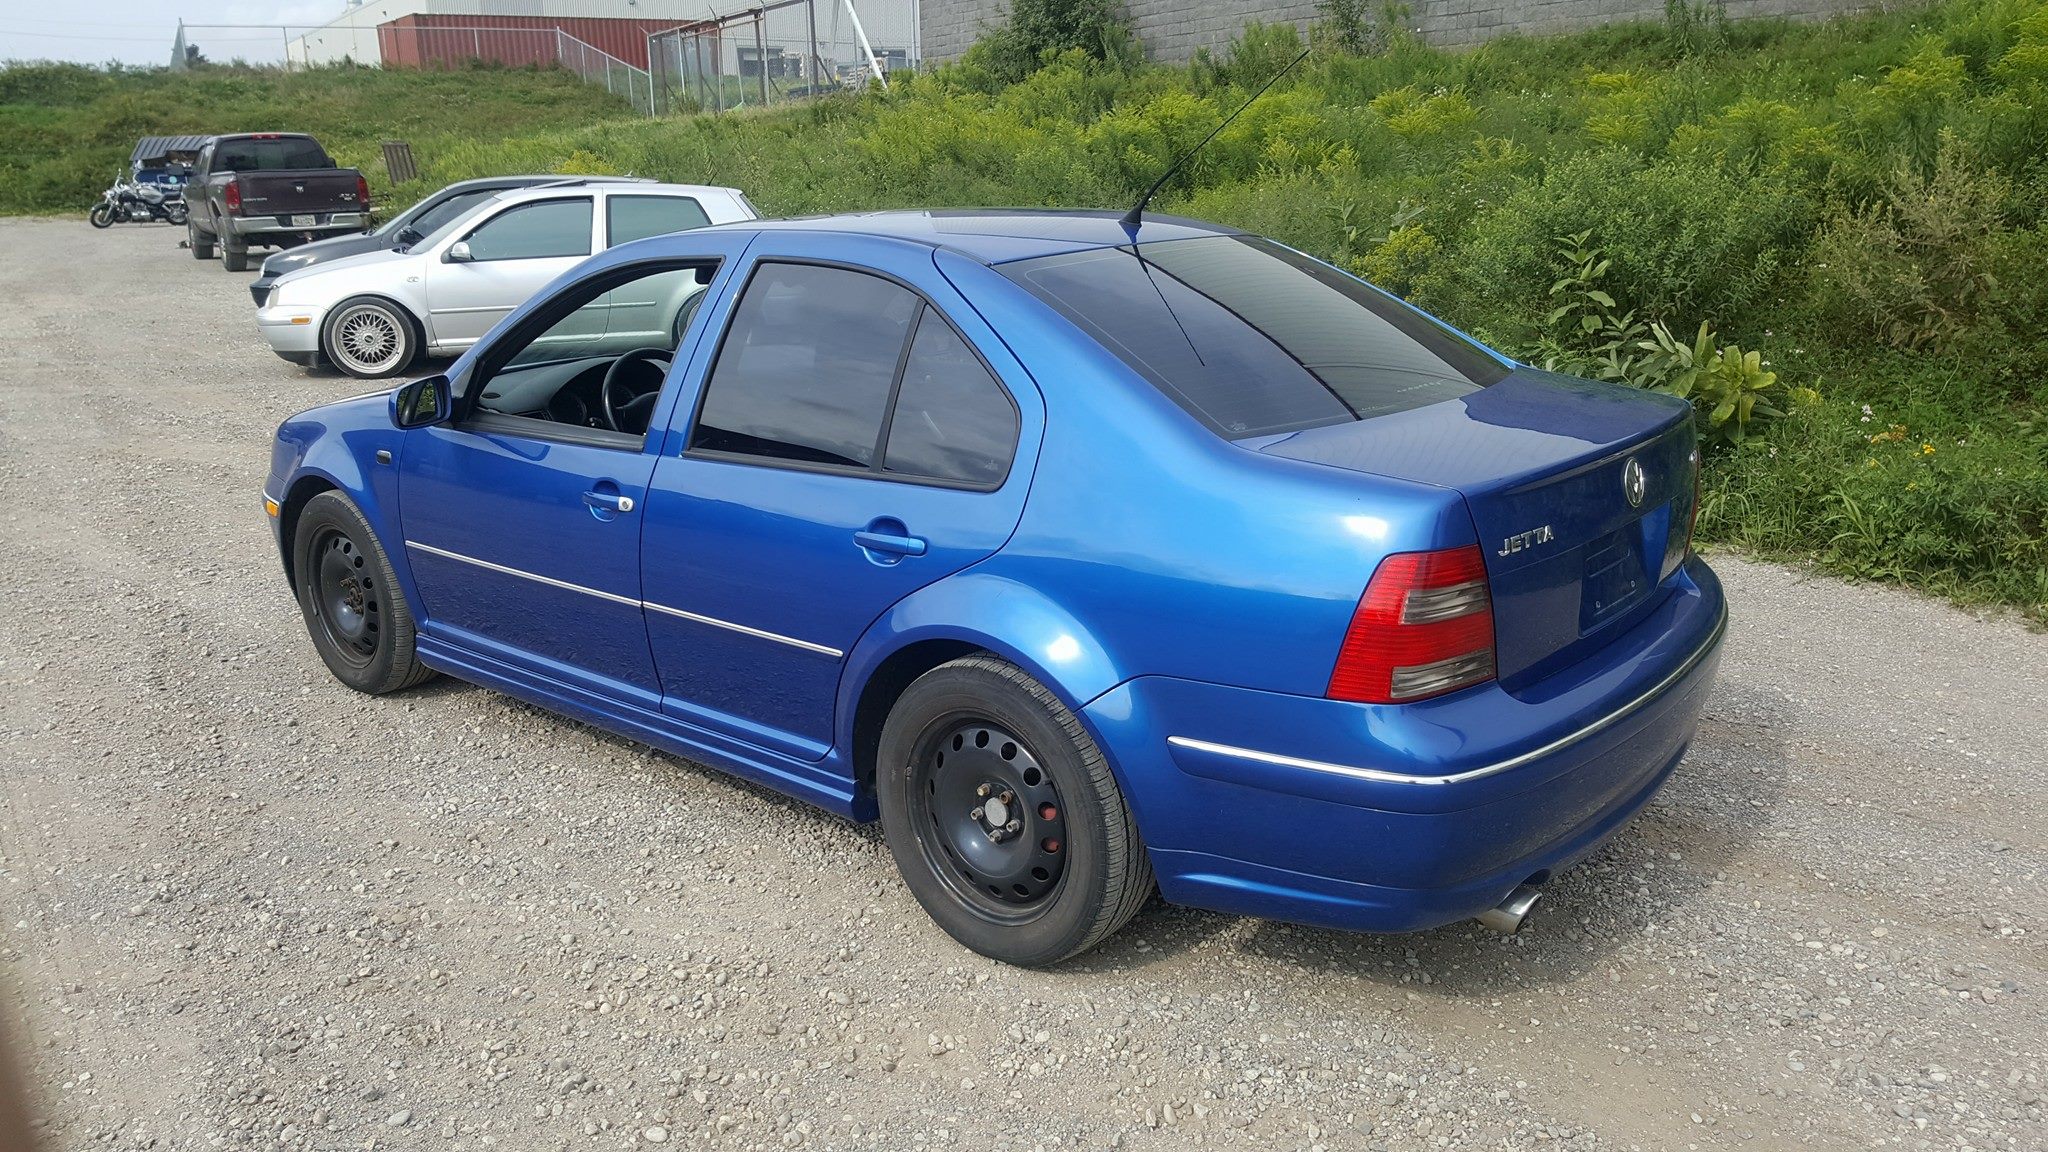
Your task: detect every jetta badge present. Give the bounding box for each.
[1622,456,1646,508]
[1498,525,1555,557]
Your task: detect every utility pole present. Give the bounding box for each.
[805,0,819,90]
[842,0,885,88]
[754,14,768,105]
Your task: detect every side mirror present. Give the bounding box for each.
[391,374,453,429]
[396,225,423,246]
[444,240,473,263]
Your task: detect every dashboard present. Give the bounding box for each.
[472,353,669,434]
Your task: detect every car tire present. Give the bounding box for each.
[221,241,249,272]
[291,490,435,696]
[189,223,215,260]
[321,296,418,380]
[877,655,1154,966]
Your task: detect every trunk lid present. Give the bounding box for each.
[1251,369,1697,692]
[237,169,364,217]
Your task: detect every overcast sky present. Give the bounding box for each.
[2,1,345,67]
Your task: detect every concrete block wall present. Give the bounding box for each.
[921,0,1874,63]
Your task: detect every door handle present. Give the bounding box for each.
[853,529,926,557]
[582,491,635,513]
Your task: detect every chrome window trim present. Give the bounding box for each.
[1168,601,1726,788]
[403,540,843,659]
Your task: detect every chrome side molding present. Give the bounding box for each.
[1169,601,1727,789]
[404,540,844,659]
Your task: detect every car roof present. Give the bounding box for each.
[712,209,1242,265]
[440,175,651,194]
[487,180,743,203]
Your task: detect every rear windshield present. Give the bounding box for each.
[215,137,332,171]
[1002,235,1510,438]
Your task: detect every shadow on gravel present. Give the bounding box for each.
[1092,681,1794,991]
[418,676,1792,987]
[288,356,457,382]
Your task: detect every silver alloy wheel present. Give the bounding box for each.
[330,303,406,376]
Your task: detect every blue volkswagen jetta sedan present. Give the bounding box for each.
[264,211,1726,966]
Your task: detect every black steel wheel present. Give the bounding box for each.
[291,490,434,695]
[908,719,1072,919]
[309,526,381,667]
[878,656,1153,966]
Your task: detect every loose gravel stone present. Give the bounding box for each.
[0,220,2042,1152]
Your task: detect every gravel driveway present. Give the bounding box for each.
[1,219,2042,1152]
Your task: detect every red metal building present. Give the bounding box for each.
[377,13,696,71]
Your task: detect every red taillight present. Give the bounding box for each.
[356,174,371,210]
[222,179,241,214]
[1328,545,1497,705]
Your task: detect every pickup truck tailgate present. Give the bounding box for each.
[237,169,363,217]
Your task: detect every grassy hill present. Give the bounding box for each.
[0,61,631,216]
[4,0,2044,618]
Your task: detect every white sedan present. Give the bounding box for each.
[256,179,757,378]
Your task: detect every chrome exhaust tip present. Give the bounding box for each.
[1476,884,1542,934]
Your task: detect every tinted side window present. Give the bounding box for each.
[607,195,711,246]
[463,199,592,261]
[884,318,1017,485]
[692,263,918,468]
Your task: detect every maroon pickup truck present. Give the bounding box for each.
[184,133,371,272]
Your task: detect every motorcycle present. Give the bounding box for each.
[88,179,187,228]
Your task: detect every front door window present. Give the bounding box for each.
[466,261,715,441]
[461,197,592,261]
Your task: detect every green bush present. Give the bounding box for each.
[1415,149,1812,342]
[1191,21,1306,92]
[1805,142,2007,352]
[1706,394,2048,618]
[1953,224,2048,403]
[960,0,1135,85]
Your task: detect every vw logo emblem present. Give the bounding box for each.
[1622,457,1646,508]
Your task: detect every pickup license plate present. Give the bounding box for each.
[289,214,316,227]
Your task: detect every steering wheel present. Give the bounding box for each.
[601,347,672,434]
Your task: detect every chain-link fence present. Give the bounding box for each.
[376,27,654,115]
[171,22,323,70]
[648,0,918,117]
[174,5,912,118]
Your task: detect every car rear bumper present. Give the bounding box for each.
[1082,556,1726,934]
[223,215,368,245]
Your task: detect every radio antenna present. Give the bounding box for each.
[1120,45,1312,233]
